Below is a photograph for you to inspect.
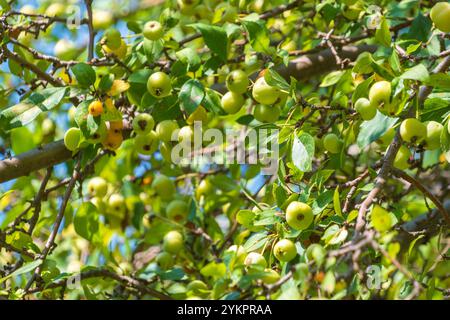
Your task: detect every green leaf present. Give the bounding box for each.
[175,48,201,71]
[243,231,268,252]
[98,74,114,92]
[425,73,450,90]
[241,20,270,53]
[292,132,315,172]
[0,259,43,284]
[71,63,96,88]
[400,64,429,82]
[202,88,226,115]
[370,205,397,232]
[10,127,36,154]
[74,203,99,242]
[357,112,398,148]
[189,23,228,61]
[353,52,373,74]
[421,97,450,122]
[320,70,345,87]
[352,76,374,104]
[333,187,342,217]
[264,69,290,91]
[375,17,391,47]
[179,79,205,115]
[408,12,432,42]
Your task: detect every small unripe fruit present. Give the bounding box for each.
[64,127,82,151]
[273,239,297,262]
[103,39,128,59]
[306,244,326,263]
[354,97,376,121]
[134,131,159,155]
[108,193,126,218]
[163,230,183,254]
[160,142,173,162]
[196,179,214,198]
[92,10,113,29]
[86,122,107,144]
[156,120,179,143]
[133,113,155,135]
[393,145,411,170]
[87,177,108,198]
[261,269,281,284]
[104,28,122,50]
[88,101,104,117]
[424,121,443,150]
[178,125,194,145]
[225,245,246,265]
[147,72,171,98]
[102,130,123,150]
[226,70,249,94]
[286,201,313,231]
[45,3,65,17]
[369,81,391,108]
[143,21,164,41]
[221,91,245,114]
[430,2,450,33]
[155,252,174,270]
[253,104,281,123]
[42,118,56,136]
[323,133,342,154]
[54,39,76,60]
[244,252,267,269]
[152,175,176,201]
[166,200,189,222]
[109,119,124,134]
[400,118,427,144]
[187,280,208,296]
[252,77,280,105]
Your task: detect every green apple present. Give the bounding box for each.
[133,113,155,135]
[160,142,173,162]
[430,2,450,33]
[104,28,122,50]
[155,251,174,270]
[273,239,297,262]
[354,97,376,121]
[134,131,159,155]
[252,77,280,105]
[424,121,443,150]
[244,252,267,269]
[253,104,281,123]
[177,0,198,15]
[152,175,176,200]
[92,10,113,29]
[45,3,65,17]
[261,269,281,284]
[286,201,314,230]
[107,193,126,218]
[226,70,249,94]
[225,245,246,265]
[393,145,411,170]
[166,199,189,222]
[42,118,56,136]
[143,21,164,41]
[156,120,179,143]
[54,39,76,60]
[178,125,194,145]
[400,118,427,144]
[305,244,326,264]
[163,230,184,254]
[87,177,108,198]
[369,81,391,108]
[187,106,208,125]
[221,91,245,114]
[196,179,214,198]
[85,121,107,144]
[323,133,342,154]
[147,72,172,98]
[64,127,82,151]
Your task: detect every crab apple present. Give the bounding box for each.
[104,28,122,50]
[134,131,158,155]
[133,113,155,135]
[64,127,82,151]
[166,200,189,222]
[424,121,443,150]
[244,252,267,269]
[143,21,164,41]
[108,193,126,218]
[252,77,280,105]
[196,178,214,198]
[160,142,173,162]
[354,97,376,121]
[42,118,56,136]
[88,101,104,117]
[187,106,208,125]
[393,145,411,170]
[178,125,194,145]
[221,91,245,114]
[45,3,65,17]
[92,10,113,29]
[152,175,176,200]
[273,239,297,262]
[226,70,249,94]
[156,120,179,143]
[261,269,281,284]
[400,118,427,144]
[91,196,106,213]
[286,201,314,231]
[163,230,183,254]
[177,0,198,15]
[103,39,128,59]
[155,252,174,270]
[147,71,172,98]
[369,81,391,108]
[323,133,343,154]
[86,122,107,144]
[54,39,76,60]
[253,104,281,123]
[87,177,108,198]
[306,244,326,263]
[109,119,124,134]
[430,2,450,33]
[102,130,123,150]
